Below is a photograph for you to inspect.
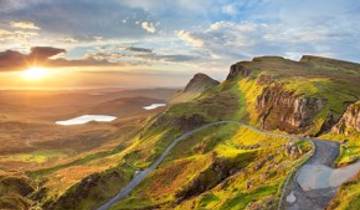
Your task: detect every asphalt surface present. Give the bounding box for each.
[282,140,341,210]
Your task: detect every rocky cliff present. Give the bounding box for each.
[332,101,360,134]
[256,83,326,133]
[226,62,252,80]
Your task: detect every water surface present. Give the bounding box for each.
[143,103,166,110]
[56,115,116,126]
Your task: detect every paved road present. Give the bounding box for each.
[96,121,299,210]
[282,140,341,210]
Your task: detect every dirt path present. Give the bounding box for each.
[282,140,360,210]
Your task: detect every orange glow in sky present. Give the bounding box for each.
[21,67,49,81]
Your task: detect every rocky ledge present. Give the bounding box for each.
[332,101,360,134]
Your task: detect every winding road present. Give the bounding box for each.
[95,120,360,210]
[282,140,360,210]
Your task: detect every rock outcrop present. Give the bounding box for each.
[171,73,219,104]
[183,73,220,93]
[332,101,360,134]
[256,83,326,133]
[226,62,252,81]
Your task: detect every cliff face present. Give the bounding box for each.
[332,101,360,134]
[226,62,252,81]
[256,83,326,133]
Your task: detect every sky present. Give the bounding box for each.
[0,0,359,89]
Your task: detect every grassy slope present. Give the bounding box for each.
[110,124,311,210]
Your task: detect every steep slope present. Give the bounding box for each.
[171,73,220,103]
[184,73,220,92]
[332,101,360,134]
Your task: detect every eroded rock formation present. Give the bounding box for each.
[332,101,360,134]
[256,83,326,133]
[226,62,252,81]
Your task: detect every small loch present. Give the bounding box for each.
[56,115,116,126]
[143,103,166,110]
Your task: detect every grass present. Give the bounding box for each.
[327,173,360,210]
[233,77,266,124]
[321,132,360,165]
[108,122,303,210]
[47,164,135,210]
[1,150,68,164]
[219,185,277,210]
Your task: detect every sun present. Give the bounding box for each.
[21,67,49,81]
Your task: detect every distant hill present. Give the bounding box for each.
[171,73,220,103]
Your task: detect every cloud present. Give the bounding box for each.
[0,47,65,70]
[0,29,12,36]
[29,47,66,59]
[0,50,27,69]
[175,18,360,62]
[141,22,156,33]
[176,21,262,59]
[126,47,152,53]
[176,30,204,48]
[0,0,45,12]
[222,4,238,16]
[0,47,125,71]
[0,28,39,43]
[135,53,198,63]
[10,21,40,30]
[49,57,121,67]
[80,44,198,65]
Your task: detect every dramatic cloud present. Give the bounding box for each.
[176,21,263,59]
[0,50,27,70]
[10,21,40,30]
[29,47,65,59]
[0,47,122,71]
[176,17,360,62]
[141,22,156,33]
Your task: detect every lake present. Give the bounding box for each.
[56,115,117,126]
[143,103,167,110]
